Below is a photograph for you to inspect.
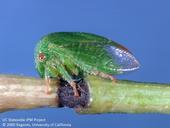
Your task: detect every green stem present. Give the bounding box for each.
[78,75,170,114]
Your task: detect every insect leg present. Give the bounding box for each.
[57,64,79,97]
[45,76,52,94]
[64,60,79,76]
[44,65,60,94]
[108,75,116,84]
[98,72,116,83]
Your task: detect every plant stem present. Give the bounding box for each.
[0,75,58,112]
[78,76,170,114]
[0,75,170,114]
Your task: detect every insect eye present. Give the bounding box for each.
[38,53,46,61]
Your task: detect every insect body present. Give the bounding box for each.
[35,32,140,96]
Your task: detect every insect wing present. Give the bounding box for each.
[105,45,140,73]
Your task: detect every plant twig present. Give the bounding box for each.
[78,76,170,114]
[0,75,58,112]
[0,75,170,114]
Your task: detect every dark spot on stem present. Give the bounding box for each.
[57,78,89,108]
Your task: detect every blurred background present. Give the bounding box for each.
[0,0,170,128]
